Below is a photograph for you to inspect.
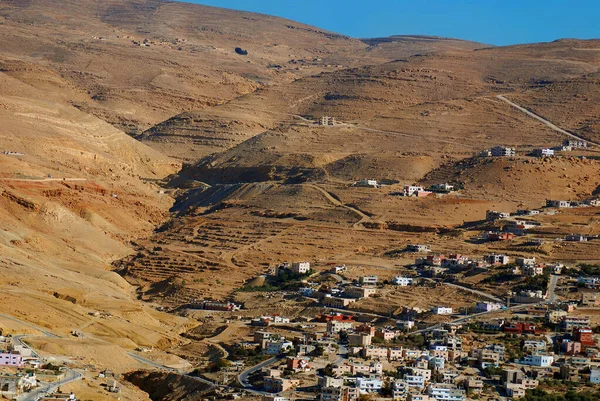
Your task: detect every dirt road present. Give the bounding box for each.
[307,184,370,228]
[496,95,600,146]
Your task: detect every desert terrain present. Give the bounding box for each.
[0,1,598,400]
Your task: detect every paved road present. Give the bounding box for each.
[237,356,281,393]
[0,313,61,338]
[9,334,83,401]
[127,352,216,388]
[496,95,600,146]
[19,369,83,401]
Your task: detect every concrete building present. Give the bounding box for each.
[393,276,414,286]
[483,254,510,265]
[392,380,408,401]
[427,383,466,401]
[322,296,355,309]
[264,340,293,355]
[0,352,23,367]
[486,210,510,221]
[355,377,383,393]
[291,261,311,274]
[519,355,554,367]
[319,116,336,126]
[546,200,571,208]
[561,316,591,331]
[407,244,431,252]
[516,256,536,267]
[359,276,378,286]
[327,320,354,334]
[564,139,587,148]
[566,234,587,242]
[344,287,377,299]
[348,333,372,347]
[490,146,516,157]
[475,302,504,313]
[533,148,554,157]
[432,307,453,315]
[403,185,432,197]
[320,386,359,401]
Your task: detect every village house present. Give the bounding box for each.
[573,327,595,346]
[476,302,504,313]
[348,333,373,347]
[516,256,536,267]
[327,320,354,334]
[486,210,510,221]
[359,276,378,286]
[432,306,453,315]
[523,264,545,277]
[407,244,431,252]
[291,261,311,274]
[546,200,571,208]
[344,287,377,299]
[560,316,591,331]
[0,351,23,367]
[483,254,510,265]
[427,383,466,401]
[532,148,554,157]
[486,231,515,241]
[561,339,581,355]
[353,179,379,188]
[565,139,587,148]
[264,376,300,393]
[322,296,355,309]
[581,292,600,306]
[320,386,359,401]
[403,185,432,197]
[286,357,311,372]
[491,146,516,157]
[518,355,554,367]
[319,116,336,126]
[566,234,587,242]
[392,276,414,286]
[429,183,455,193]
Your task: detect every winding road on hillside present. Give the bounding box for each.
[496,95,600,146]
[307,184,371,228]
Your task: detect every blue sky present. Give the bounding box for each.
[179,0,599,46]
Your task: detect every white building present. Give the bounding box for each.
[327,320,354,334]
[427,383,466,401]
[265,340,293,355]
[392,380,408,400]
[533,148,554,157]
[590,369,600,384]
[432,307,453,315]
[359,276,378,286]
[491,146,515,157]
[291,262,311,274]
[392,276,414,286]
[519,355,554,367]
[516,256,536,267]
[546,200,571,208]
[483,254,510,265]
[475,302,504,313]
[397,320,415,330]
[404,185,426,197]
[405,375,426,389]
[355,377,383,393]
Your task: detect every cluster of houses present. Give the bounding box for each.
[481,140,589,159]
[0,335,40,398]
